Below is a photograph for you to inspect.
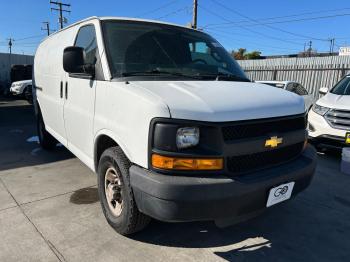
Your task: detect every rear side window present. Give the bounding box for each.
[286,83,308,96]
[75,25,98,65]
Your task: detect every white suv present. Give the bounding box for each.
[10,80,32,97]
[309,75,350,149]
[33,17,316,235]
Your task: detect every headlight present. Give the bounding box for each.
[312,104,329,116]
[176,127,199,149]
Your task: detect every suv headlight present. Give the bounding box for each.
[312,104,329,116]
[176,127,199,149]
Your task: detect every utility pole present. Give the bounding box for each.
[7,38,13,54]
[308,41,312,57]
[41,22,51,36]
[329,38,335,55]
[192,0,198,29]
[7,38,14,67]
[50,1,71,29]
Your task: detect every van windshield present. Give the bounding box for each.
[102,20,249,82]
[331,76,350,95]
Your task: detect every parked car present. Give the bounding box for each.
[33,16,316,235]
[257,81,314,111]
[308,74,350,150]
[10,80,33,101]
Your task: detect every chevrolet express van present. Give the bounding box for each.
[33,17,316,235]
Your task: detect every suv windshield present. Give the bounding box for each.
[331,76,350,95]
[102,20,249,81]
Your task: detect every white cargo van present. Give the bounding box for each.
[33,17,316,235]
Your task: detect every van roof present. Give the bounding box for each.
[45,16,197,40]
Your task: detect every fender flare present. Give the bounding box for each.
[93,129,134,170]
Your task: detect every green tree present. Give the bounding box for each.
[232,48,246,60]
[231,48,262,60]
[245,51,262,60]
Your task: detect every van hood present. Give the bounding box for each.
[132,81,305,122]
[317,92,350,110]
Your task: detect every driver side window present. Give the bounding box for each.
[75,25,98,65]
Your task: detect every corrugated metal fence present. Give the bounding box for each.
[238,56,350,99]
[0,53,34,86]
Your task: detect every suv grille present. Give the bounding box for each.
[222,115,306,141]
[325,109,350,130]
[227,142,304,174]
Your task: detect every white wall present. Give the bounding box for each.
[0,53,34,86]
[238,56,350,98]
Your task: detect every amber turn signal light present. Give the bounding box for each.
[152,154,223,170]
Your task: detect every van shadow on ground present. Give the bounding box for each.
[0,97,73,172]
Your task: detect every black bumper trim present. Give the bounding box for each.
[130,145,317,222]
[309,135,349,149]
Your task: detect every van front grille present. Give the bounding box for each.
[227,142,304,174]
[222,115,306,141]
[325,109,350,130]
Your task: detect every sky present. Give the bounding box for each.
[1,0,350,56]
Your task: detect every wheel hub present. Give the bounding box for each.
[104,167,123,217]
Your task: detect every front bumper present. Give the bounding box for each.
[130,145,316,222]
[10,87,22,95]
[308,110,349,149]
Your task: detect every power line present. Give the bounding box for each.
[156,6,191,20]
[50,1,71,29]
[204,7,350,28]
[136,0,178,17]
[207,12,350,31]
[198,4,303,46]
[15,34,46,42]
[209,0,329,42]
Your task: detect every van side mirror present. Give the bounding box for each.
[63,46,95,77]
[319,87,329,95]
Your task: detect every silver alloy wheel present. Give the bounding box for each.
[104,167,123,217]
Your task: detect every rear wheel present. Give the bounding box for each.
[37,111,57,150]
[97,147,150,235]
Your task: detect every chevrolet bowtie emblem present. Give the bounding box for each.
[265,136,283,148]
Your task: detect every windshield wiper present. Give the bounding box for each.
[121,69,198,79]
[196,73,250,82]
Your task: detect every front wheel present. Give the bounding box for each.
[37,111,57,150]
[97,147,150,235]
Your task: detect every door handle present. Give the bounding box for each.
[60,81,63,98]
[65,82,68,99]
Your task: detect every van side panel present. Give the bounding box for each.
[93,81,170,169]
[34,27,77,146]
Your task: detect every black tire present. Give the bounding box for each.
[97,146,150,235]
[37,111,57,150]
